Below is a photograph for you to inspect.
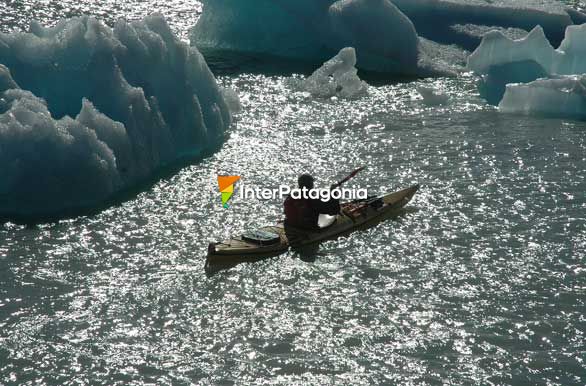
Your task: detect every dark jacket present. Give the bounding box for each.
[284,195,340,230]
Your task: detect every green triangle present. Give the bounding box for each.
[221,192,233,208]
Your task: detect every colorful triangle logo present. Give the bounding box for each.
[217,176,240,208]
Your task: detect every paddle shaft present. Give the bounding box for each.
[332,167,364,189]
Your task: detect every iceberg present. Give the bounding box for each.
[468,22,586,119]
[190,0,584,77]
[191,0,420,76]
[294,47,368,99]
[468,23,586,104]
[468,24,586,76]
[499,75,586,120]
[392,0,575,50]
[0,15,231,221]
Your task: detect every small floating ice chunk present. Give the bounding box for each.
[499,75,586,120]
[416,86,450,106]
[301,47,368,99]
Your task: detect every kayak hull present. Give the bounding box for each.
[206,184,419,268]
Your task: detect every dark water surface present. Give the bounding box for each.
[1,1,585,385]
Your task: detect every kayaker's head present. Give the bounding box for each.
[298,174,314,190]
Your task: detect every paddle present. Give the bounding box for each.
[332,166,364,189]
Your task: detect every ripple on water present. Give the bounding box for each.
[1,5,586,384]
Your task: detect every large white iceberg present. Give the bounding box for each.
[468,24,586,76]
[499,75,586,120]
[468,22,586,119]
[0,15,231,220]
[468,23,586,105]
[190,0,584,76]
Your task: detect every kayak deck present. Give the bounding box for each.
[206,184,419,267]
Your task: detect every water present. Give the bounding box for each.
[0,0,201,41]
[1,1,586,385]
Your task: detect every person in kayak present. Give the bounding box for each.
[284,174,340,230]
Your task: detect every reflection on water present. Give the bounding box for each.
[0,0,201,41]
[1,0,586,384]
[1,72,584,385]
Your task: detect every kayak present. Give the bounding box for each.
[206,184,419,268]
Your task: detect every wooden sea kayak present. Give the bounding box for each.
[206,184,419,267]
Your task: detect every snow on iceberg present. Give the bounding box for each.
[468,24,586,104]
[191,0,419,76]
[294,47,368,99]
[499,75,586,120]
[0,15,231,221]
